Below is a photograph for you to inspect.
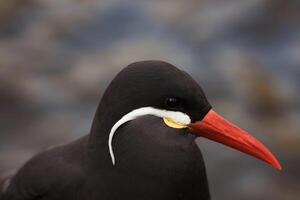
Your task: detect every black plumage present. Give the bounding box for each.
[1,61,212,200]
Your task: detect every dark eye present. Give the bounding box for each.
[165,97,181,110]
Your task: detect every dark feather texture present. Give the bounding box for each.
[0,61,211,200]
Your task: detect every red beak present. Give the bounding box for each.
[189,110,282,170]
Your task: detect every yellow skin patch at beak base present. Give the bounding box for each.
[163,117,188,129]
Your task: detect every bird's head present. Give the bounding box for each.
[90,61,281,171]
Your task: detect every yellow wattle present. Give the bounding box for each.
[163,117,188,129]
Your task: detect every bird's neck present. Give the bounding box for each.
[87,99,116,164]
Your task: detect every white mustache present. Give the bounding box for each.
[108,107,191,165]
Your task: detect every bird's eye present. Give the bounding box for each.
[165,97,181,110]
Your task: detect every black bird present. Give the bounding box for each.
[0,61,281,200]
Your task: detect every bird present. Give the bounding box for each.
[0,61,281,200]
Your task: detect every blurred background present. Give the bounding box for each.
[0,0,299,199]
